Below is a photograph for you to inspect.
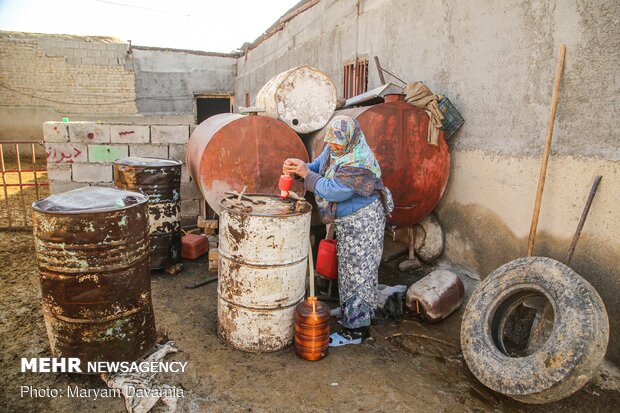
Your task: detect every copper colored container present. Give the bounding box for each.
[308,96,450,226]
[186,113,308,214]
[113,157,182,270]
[31,187,156,365]
[294,297,330,361]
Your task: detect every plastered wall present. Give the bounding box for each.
[235,0,620,363]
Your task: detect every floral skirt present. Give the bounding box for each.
[335,199,386,329]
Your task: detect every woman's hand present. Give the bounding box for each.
[283,158,310,178]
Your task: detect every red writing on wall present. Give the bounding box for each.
[46,147,83,164]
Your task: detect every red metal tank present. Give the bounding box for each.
[308,95,450,226]
[186,113,309,213]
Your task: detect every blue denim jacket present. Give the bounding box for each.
[304,146,377,218]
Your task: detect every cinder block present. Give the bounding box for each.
[43,122,69,143]
[88,145,128,163]
[45,143,87,164]
[168,144,186,162]
[180,199,200,216]
[69,122,110,143]
[180,164,191,182]
[151,125,189,144]
[49,181,86,194]
[72,163,113,183]
[129,144,168,159]
[110,125,150,143]
[181,182,201,200]
[46,164,72,182]
[190,125,197,136]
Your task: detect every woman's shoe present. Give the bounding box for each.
[328,327,368,347]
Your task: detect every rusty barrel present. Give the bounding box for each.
[217,195,312,352]
[308,95,451,226]
[113,157,182,269]
[31,187,156,365]
[186,113,308,214]
[256,65,337,133]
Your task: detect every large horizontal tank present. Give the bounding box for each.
[308,95,450,226]
[186,112,309,213]
[256,66,337,134]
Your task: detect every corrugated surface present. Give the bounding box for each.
[308,100,451,226]
[32,187,156,364]
[113,157,182,269]
[186,113,308,214]
[217,194,311,352]
[256,66,337,133]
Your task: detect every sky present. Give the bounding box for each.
[0,0,301,52]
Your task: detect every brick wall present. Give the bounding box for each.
[43,121,201,225]
[0,31,137,114]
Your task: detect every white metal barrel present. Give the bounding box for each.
[255,66,337,134]
[217,195,312,352]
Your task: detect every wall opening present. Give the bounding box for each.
[343,58,369,99]
[195,95,232,124]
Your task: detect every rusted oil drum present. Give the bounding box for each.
[217,194,312,352]
[308,95,451,226]
[186,113,308,213]
[113,157,182,269]
[31,187,156,365]
[256,66,337,133]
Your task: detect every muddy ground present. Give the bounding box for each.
[1,229,619,412]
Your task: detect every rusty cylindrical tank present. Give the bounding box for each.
[405,269,464,323]
[113,157,182,270]
[256,66,337,133]
[308,94,451,226]
[186,113,309,214]
[294,297,330,361]
[31,187,156,364]
[217,195,312,352]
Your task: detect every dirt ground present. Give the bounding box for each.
[1,229,619,413]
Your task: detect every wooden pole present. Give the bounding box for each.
[527,44,566,256]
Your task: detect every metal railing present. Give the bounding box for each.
[0,141,49,228]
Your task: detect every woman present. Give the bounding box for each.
[283,115,393,347]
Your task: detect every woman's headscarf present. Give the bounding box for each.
[322,115,381,180]
[316,115,393,223]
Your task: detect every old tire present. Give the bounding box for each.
[461,256,609,404]
[414,212,444,263]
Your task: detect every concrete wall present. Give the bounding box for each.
[0,31,137,114]
[235,0,620,362]
[132,47,237,115]
[43,121,201,225]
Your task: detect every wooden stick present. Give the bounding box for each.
[565,176,602,264]
[527,44,566,256]
[408,226,416,259]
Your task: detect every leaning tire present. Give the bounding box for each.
[414,212,444,263]
[461,256,609,404]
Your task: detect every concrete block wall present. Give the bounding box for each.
[0,31,137,114]
[43,121,200,225]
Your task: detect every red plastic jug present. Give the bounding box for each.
[181,234,210,260]
[278,175,293,198]
[316,239,338,280]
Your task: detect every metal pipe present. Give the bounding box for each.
[0,145,11,227]
[565,176,602,264]
[15,144,27,225]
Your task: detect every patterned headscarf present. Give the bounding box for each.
[322,115,382,180]
[316,116,393,223]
